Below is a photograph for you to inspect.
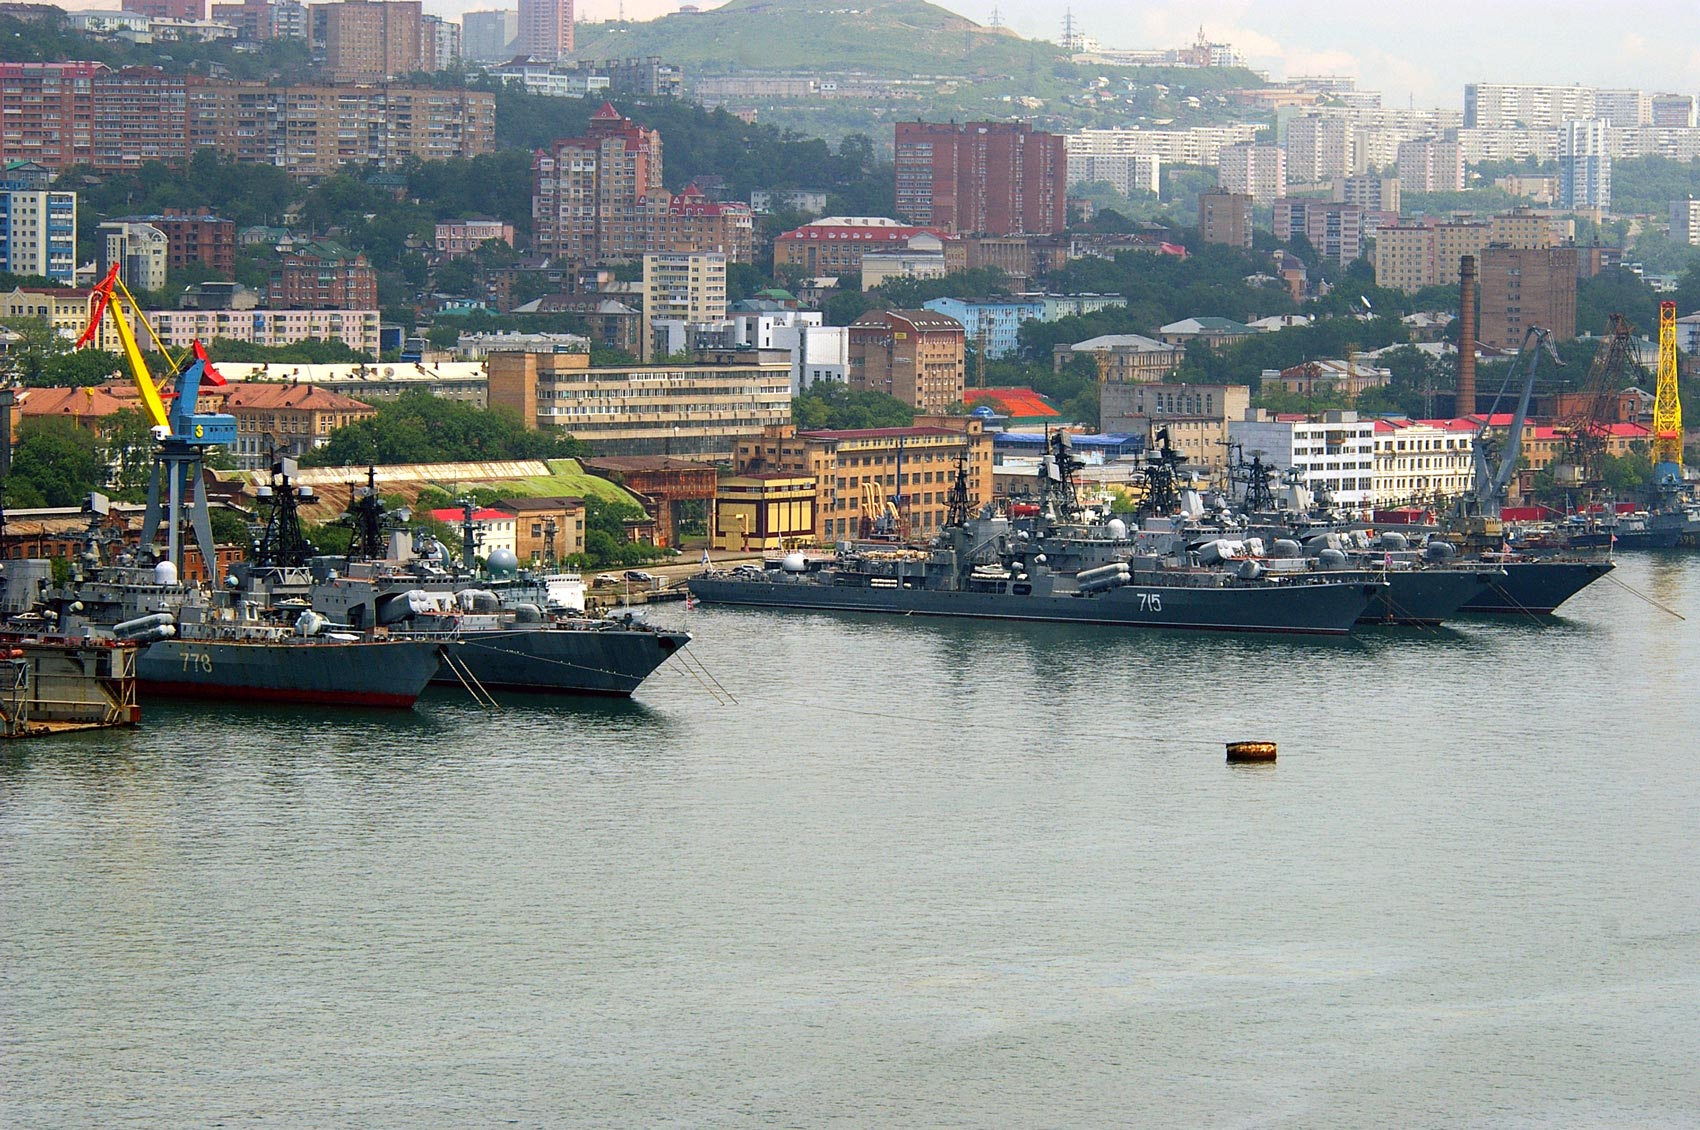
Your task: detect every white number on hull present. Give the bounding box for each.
[180,650,214,674]
[1137,593,1163,613]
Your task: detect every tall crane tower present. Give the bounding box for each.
[1653,300,1684,485]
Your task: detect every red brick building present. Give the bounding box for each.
[532,102,664,263]
[894,120,1068,236]
[121,0,206,20]
[268,241,379,310]
[848,309,966,413]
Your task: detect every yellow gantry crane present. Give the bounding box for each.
[1652,300,1684,484]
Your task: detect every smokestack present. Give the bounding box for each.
[1457,254,1477,416]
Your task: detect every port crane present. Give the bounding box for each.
[1462,324,1563,525]
[1551,312,1642,490]
[75,264,238,581]
[1652,299,1685,487]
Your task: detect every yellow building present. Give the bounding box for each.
[713,474,818,552]
[735,417,992,542]
[0,286,125,352]
[487,349,792,458]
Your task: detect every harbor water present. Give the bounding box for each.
[3,553,1698,1127]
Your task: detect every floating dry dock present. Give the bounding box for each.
[0,638,140,739]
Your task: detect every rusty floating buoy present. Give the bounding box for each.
[1226,740,1277,763]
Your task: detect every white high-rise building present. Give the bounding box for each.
[1464,83,1597,130]
[641,251,726,362]
[1395,139,1465,194]
[1285,115,1358,184]
[1595,89,1652,127]
[1558,119,1611,210]
[1216,143,1286,206]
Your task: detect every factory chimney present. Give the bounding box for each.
[1456,255,1477,417]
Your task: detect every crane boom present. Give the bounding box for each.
[1653,300,1683,480]
[78,264,171,431]
[1469,325,1562,519]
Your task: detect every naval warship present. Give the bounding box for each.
[690,448,1384,635]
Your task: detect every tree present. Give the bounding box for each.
[793,383,914,430]
[9,418,108,507]
[300,390,588,467]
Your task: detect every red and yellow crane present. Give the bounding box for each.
[1652,300,1684,483]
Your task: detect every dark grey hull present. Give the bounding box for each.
[1362,568,1506,626]
[136,638,445,708]
[1457,559,1615,615]
[422,627,689,696]
[689,576,1381,635]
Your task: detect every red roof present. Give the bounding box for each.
[429,507,512,524]
[776,221,954,243]
[967,387,1059,418]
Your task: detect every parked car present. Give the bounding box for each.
[624,570,656,583]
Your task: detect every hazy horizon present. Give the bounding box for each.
[46,0,1700,111]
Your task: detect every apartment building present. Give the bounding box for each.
[518,0,571,60]
[1464,83,1596,130]
[894,120,1067,236]
[1558,118,1611,210]
[492,496,587,562]
[1395,139,1465,194]
[268,241,378,310]
[222,382,376,469]
[98,221,169,291]
[1595,89,1651,127]
[1672,197,1700,246]
[1478,245,1578,349]
[1334,174,1399,214]
[145,307,382,355]
[1215,143,1286,206]
[640,251,727,361]
[1068,153,1161,196]
[319,0,423,82]
[1065,124,1264,168]
[733,418,993,542]
[774,216,960,278]
[847,309,966,413]
[485,349,792,457]
[1285,115,1359,183]
[0,64,494,175]
[1273,198,1366,266]
[0,188,76,283]
[461,9,516,60]
[109,209,236,277]
[920,296,1044,359]
[531,102,663,262]
[643,183,754,263]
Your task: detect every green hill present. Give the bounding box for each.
[569,0,1061,76]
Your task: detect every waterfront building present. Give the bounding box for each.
[1372,417,1478,505]
[712,474,818,553]
[847,309,966,413]
[427,506,518,558]
[1099,383,1251,470]
[486,349,791,458]
[1228,411,1377,512]
[895,120,1067,236]
[732,418,993,542]
[489,496,586,562]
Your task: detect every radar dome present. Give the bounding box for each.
[1106,518,1128,539]
[154,560,179,585]
[782,552,808,573]
[487,547,520,577]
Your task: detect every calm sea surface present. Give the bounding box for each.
[3,554,1698,1128]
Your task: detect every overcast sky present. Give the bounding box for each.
[553,0,1700,110]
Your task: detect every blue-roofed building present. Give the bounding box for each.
[992,431,1145,459]
[923,296,1044,359]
